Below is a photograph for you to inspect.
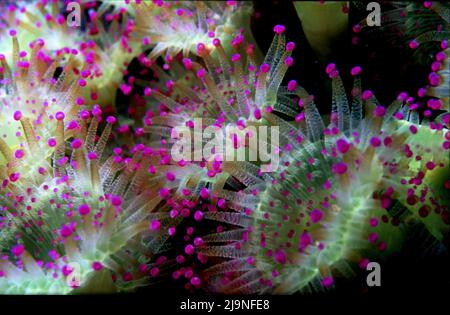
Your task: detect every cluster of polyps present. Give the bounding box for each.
[0,0,448,295]
[0,37,83,181]
[0,0,142,109]
[128,21,450,293]
[142,27,308,178]
[196,63,449,294]
[0,36,175,294]
[0,98,219,292]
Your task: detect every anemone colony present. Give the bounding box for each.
[0,1,448,295]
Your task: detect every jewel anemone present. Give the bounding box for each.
[196,64,449,294]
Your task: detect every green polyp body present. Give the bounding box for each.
[252,136,402,293]
[221,5,263,62]
[0,256,117,294]
[404,164,450,241]
[0,119,21,166]
[294,1,349,60]
[426,164,450,208]
[386,120,449,240]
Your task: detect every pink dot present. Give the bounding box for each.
[322,276,334,287]
[362,90,373,100]
[150,220,161,231]
[150,267,160,277]
[194,211,203,221]
[14,149,24,159]
[231,54,241,63]
[71,138,83,149]
[332,162,348,175]
[286,41,295,51]
[370,137,381,147]
[273,24,286,34]
[92,261,103,271]
[165,172,176,181]
[253,108,262,120]
[336,138,350,153]
[87,152,98,160]
[287,80,297,91]
[260,63,270,73]
[106,116,117,124]
[111,195,122,206]
[368,232,378,243]
[190,276,201,286]
[200,188,209,199]
[9,172,20,182]
[194,237,204,246]
[185,244,195,255]
[67,120,80,130]
[60,225,73,238]
[274,249,286,264]
[76,97,85,106]
[159,187,170,199]
[168,227,176,236]
[351,66,361,76]
[196,68,206,78]
[80,110,90,120]
[359,258,369,269]
[12,244,24,257]
[310,209,324,223]
[182,58,192,70]
[409,40,419,49]
[373,106,386,117]
[218,199,226,208]
[13,111,22,121]
[78,79,86,87]
[284,57,294,66]
[78,204,91,216]
[92,105,102,116]
[55,112,65,121]
[197,43,206,53]
[176,255,185,264]
[325,63,336,74]
[144,87,152,96]
[48,138,57,147]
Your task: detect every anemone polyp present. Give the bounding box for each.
[0,0,143,110]
[0,1,83,64]
[142,29,305,178]
[0,108,187,293]
[132,0,252,58]
[196,64,449,294]
[0,37,84,180]
[0,0,448,297]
